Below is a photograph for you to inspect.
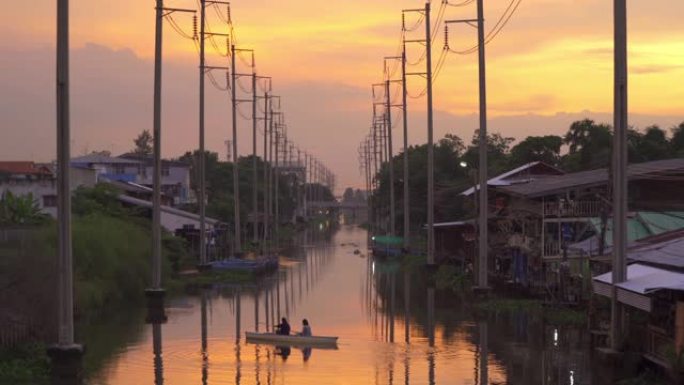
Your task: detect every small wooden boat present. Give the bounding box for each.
[245,332,338,348]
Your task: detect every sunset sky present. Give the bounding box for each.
[2,0,683,190]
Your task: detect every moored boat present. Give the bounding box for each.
[245,332,338,348]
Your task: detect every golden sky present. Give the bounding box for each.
[2,0,684,189]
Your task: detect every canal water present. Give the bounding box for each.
[88,224,601,385]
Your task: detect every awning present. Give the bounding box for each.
[593,264,684,312]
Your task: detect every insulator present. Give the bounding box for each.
[226,72,230,89]
[227,7,231,23]
[226,38,230,54]
[193,15,198,40]
[444,25,449,49]
[402,13,406,31]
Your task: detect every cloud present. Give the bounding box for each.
[632,64,681,75]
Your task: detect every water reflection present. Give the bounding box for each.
[93,225,599,384]
[152,322,163,385]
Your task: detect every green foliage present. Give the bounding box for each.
[72,183,141,219]
[509,135,563,167]
[132,129,153,156]
[0,191,50,225]
[0,343,49,384]
[434,264,471,293]
[59,213,164,315]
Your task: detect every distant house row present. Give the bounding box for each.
[0,154,211,234]
[435,157,684,366]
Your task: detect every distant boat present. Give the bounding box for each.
[245,332,338,348]
[209,256,278,273]
[370,235,404,259]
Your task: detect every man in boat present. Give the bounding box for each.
[299,319,312,336]
[275,317,291,335]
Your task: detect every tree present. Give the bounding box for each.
[342,187,355,203]
[671,121,684,156]
[463,130,514,175]
[509,135,563,167]
[629,125,671,162]
[561,119,612,171]
[133,130,153,156]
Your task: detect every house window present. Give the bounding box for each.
[113,165,126,175]
[138,164,147,178]
[162,165,170,177]
[43,195,57,207]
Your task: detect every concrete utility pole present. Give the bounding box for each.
[151,0,164,292]
[196,4,227,267]
[274,123,281,249]
[50,0,84,379]
[425,1,435,266]
[230,44,242,254]
[262,92,269,247]
[476,0,489,289]
[401,42,410,250]
[611,0,628,351]
[385,79,396,236]
[56,0,75,350]
[252,64,258,244]
[198,0,207,266]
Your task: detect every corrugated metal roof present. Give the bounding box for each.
[461,161,564,196]
[594,263,684,294]
[568,212,684,257]
[71,154,141,165]
[500,158,684,198]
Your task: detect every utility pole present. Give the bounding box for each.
[274,123,281,249]
[251,62,258,244]
[198,0,208,267]
[403,3,434,263]
[50,0,84,379]
[475,0,489,289]
[152,0,164,292]
[230,43,242,255]
[401,42,410,250]
[425,1,435,266]
[611,0,628,351]
[385,78,396,236]
[262,92,270,247]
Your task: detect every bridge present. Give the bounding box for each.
[308,201,367,210]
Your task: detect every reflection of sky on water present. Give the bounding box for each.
[89,225,590,385]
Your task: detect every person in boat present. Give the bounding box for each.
[299,319,312,336]
[275,317,291,335]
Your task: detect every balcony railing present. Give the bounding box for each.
[543,200,602,218]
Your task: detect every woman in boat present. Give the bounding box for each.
[299,319,312,336]
[276,318,291,335]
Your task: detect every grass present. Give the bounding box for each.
[0,343,49,384]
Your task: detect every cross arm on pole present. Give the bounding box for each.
[206,0,230,4]
[445,19,480,28]
[160,7,196,17]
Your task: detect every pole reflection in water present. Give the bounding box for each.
[390,273,395,343]
[479,322,488,385]
[264,286,270,332]
[200,293,208,385]
[254,345,261,385]
[254,289,259,332]
[152,322,163,385]
[404,270,410,344]
[235,288,241,343]
[427,286,435,347]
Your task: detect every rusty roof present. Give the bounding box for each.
[499,158,684,198]
[0,161,53,176]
